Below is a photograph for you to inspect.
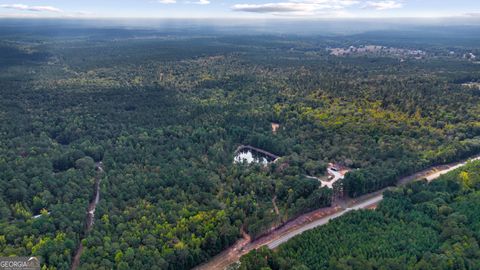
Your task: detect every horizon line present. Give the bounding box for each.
[0,15,479,21]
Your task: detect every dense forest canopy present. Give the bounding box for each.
[0,21,480,269]
[239,160,480,270]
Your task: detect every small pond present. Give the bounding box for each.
[234,150,274,165]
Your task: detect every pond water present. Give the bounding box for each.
[234,150,271,165]
[462,82,480,90]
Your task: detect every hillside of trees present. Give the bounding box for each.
[0,23,479,269]
[240,160,480,269]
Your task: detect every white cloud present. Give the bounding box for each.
[232,0,358,15]
[365,1,402,10]
[0,3,62,12]
[464,12,480,17]
[192,0,210,4]
[233,3,315,13]
[157,0,176,3]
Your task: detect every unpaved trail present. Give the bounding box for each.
[194,229,251,270]
[71,162,104,270]
[305,164,346,189]
[195,154,480,270]
[272,196,280,216]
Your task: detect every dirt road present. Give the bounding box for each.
[71,162,104,270]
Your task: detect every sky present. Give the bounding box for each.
[0,0,478,19]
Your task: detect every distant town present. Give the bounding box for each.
[328,45,426,59]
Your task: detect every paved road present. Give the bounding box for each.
[267,195,383,249]
[196,154,480,269]
[267,155,480,249]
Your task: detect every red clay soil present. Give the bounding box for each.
[70,243,83,270]
[193,205,343,270]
